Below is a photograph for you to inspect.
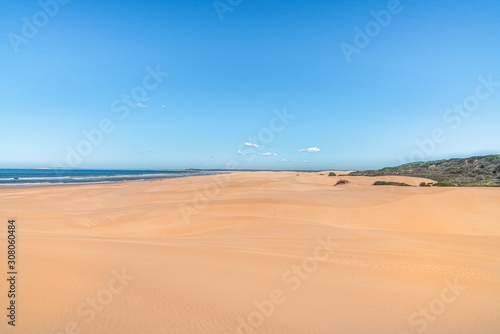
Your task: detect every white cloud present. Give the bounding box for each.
[237,150,242,155]
[258,152,278,156]
[136,102,148,108]
[279,159,288,162]
[302,160,309,163]
[245,142,259,148]
[298,147,320,153]
[162,105,166,108]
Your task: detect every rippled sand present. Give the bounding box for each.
[1,172,499,333]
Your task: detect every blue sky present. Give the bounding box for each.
[1,0,499,170]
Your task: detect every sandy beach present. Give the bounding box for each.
[1,171,499,334]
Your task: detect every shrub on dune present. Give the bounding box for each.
[374,181,412,186]
[433,182,457,187]
[419,182,433,187]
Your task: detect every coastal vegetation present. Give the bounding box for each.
[351,155,500,187]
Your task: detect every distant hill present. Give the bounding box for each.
[349,155,500,187]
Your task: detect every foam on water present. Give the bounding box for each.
[0,169,219,187]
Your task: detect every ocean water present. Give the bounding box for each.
[0,169,219,188]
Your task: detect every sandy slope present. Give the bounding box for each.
[0,172,499,334]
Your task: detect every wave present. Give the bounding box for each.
[0,170,219,188]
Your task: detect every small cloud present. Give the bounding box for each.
[279,159,288,162]
[258,152,278,156]
[298,147,320,153]
[303,160,309,163]
[237,150,242,155]
[136,102,148,108]
[143,98,150,101]
[162,105,166,108]
[245,142,259,148]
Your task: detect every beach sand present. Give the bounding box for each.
[1,172,499,333]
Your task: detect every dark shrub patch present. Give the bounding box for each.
[374,181,412,186]
[433,182,457,187]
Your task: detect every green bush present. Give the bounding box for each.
[433,182,457,187]
[334,179,349,186]
[374,181,412,186]
[419,182,434,187]
[328,172,336,176]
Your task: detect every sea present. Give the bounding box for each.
[0,169,220,188]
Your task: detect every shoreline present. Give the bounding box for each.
[3,170,500,190]
[0,171,227,190]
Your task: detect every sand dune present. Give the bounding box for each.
[1,172,499,333]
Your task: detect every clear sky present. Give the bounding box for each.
[1,0,499,170]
